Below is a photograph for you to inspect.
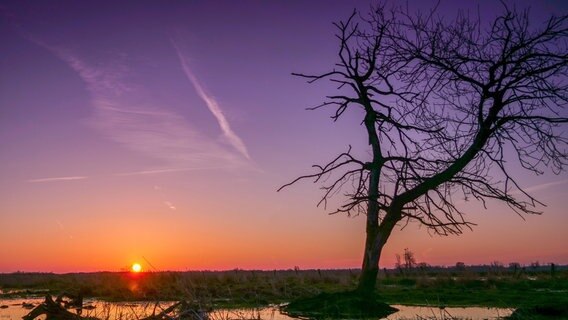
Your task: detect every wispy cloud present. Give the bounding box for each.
[28,176,88,183]
[23,36,254,175]
[55,219,74,239]
[115,167,222,176]
[521,179,568,194]
[164,201,177,211]
[171,40,251,159]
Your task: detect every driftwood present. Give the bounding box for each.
[141,300,209,320]
[55,292,83,312]
[22,295,97,320]
[23,295,208,320]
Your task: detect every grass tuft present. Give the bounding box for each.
[281,290,398,319]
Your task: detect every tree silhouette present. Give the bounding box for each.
[403,248,416,270]
[280,3,567,296]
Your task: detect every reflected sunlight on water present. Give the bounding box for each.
[385,305,513,319]
[0,298,513,320]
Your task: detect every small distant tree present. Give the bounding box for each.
[403,248,417,270]
[417,262,430,272]
[280,2,568,298]
[455,262,466,271]
[395,253,403,273]
[509,262,521,272]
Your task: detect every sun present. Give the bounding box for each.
[131,263,142,273]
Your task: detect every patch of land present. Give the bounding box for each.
[1,266,566,316]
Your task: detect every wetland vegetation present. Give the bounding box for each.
[1,264,567,319]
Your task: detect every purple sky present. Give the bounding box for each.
[1,1,567,272]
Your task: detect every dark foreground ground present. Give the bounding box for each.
[1,266,567,318]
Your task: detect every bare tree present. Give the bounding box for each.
[280,3,567,297]
[395,253,403,273]
[403,248,416,270]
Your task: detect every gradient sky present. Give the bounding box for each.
[1,1,567,273]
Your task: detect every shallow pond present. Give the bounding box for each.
[0,298,513,320]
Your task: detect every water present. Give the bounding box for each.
[0,298,513,320]
[385,305,513,319]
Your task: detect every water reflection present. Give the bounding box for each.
[385,305,513,319]
[0,298,513,320]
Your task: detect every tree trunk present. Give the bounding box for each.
[356,160,383,296]
[357,205,399,296]
[356,100,387,296]
[357,227,382,296]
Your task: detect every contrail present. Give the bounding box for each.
[521,179,568,193]
[20,30,254,173]
[28,176,88,183]
[171,40,251,159]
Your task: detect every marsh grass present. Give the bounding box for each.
[378,270,568,309]
[0,270,352,306]
[1,267,566,312]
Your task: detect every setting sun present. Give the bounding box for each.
[131,263,142,273]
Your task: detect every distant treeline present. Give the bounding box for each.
[1,267,567,308]
[1,263,566,281]
[2,261,565,277]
